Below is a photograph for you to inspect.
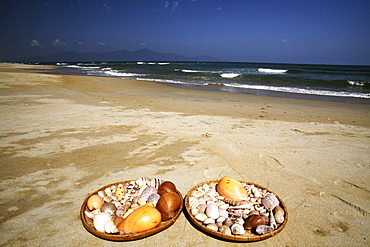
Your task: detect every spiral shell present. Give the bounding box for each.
[230,223,245,235]
[101,202,117,216]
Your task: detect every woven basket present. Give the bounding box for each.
[184,180,288,242]
[80,180,183,241]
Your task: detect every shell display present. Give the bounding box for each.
[84,177,180,236]
[187,177,285,238]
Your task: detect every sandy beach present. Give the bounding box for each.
[0,63,369,246]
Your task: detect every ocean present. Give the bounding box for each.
[53,61,370,104]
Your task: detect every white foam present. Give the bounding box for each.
[258,68,288,73]
[220,73,240,78]
[348,80,368,87]
[104,70,141,77]
[223,83,370,98]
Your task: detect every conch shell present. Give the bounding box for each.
[216,176,248,201]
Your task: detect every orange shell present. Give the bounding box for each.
[117,205,161,233]
[87,195,104,211]
[216,176,248,201]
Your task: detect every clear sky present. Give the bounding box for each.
[1,0,369,65]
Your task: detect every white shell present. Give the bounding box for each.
[188,197,200,209]
[230,223,245,235]
[93,213,112,233]
[275,213,285,224]
[204,217,216,224]
[206,223,218,231]
[104,220,118,234]
[219,209,229,218]
[194,213,208,222]
[206,204,220,219]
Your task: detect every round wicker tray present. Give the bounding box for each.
[80,180,183,241]
[184,180,288,242]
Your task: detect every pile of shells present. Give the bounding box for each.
[84,177,180,235]
[187,179,285,236]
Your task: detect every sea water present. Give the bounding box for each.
[54,62,370,103]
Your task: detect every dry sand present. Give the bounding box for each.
[0,63,369,246]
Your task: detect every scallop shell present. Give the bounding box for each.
[140,186,157,199]
[93,212,113,233]
[147,193,160,206]
[216,177,248,201]
[156,192,181,221]
[194,212,208,222]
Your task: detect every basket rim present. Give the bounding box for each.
[80,179,183,241]
[184,179,288,242]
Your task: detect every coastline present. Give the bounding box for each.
[0,63,369,246]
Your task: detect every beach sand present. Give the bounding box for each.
[0,63,369,246]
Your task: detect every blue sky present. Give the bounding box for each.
[1,0,369,65]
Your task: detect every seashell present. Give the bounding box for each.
[115,184,126,201]
[222,198,254,207]
[140,186,158,199]
[87,195,105,211]
[198,203,207,214]
[205,204,220,219]
[92,212,113,232]
[262,194,279,210]
[194,213,208,222]
[147,193,160,206]
[118,205,161,233]
[262,194,279,229]
[101,202,117,216]
[136,177,150,187]
[137,197,147,206]
[216,216,226,223]
[97,190,106,199]
[274,213,285,224]
[255,225,274,235]
[244,215,269,230]
[206,223,219,231]
[122,208,134,219]
[204,217,216,224]
[114,216,124,227]
[219,209,229,218]
[150,178,162,189]
[191,208,199,216]
[218,203,229,210]
[115,207,126,217]
[230,223,245,235]
[234,217,245,225]
[217,177,248,201]
[158,181,177,195]
[273,205,285,216]
[188,196,200,209]
[104,220,118,234]
[105,187,113,196]
[156,192,181,221]
[218,225,232,235]
[223,217,233,227]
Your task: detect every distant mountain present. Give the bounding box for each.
[24,49,219,62]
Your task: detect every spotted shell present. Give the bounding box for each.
[216,176,248,201]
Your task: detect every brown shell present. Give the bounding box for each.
[156,192,181,221]
[244,215,269,230]
[158,181,177,195]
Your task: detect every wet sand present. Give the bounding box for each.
[0,63,369,246]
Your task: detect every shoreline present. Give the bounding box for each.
[0,63,369,246]
[53,65,370,105]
